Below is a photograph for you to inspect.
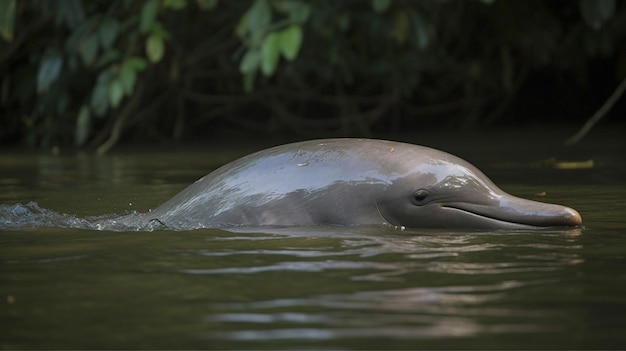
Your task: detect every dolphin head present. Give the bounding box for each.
[376,151,582,229]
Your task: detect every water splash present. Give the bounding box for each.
[0,202,163,231]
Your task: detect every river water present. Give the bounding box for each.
[1,131,625,349]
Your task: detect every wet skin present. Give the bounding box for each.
[130,139,582,230]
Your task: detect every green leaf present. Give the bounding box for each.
[235,10,249,38]
[196,0,218,10]
[109,78,125,108]
[260,32,280,76]
[164,0,187,10]
[393,10,409,44]
[288,1,310,23]
[412,13,429,50]
[271,0,290,13]
[98,18,120,49]
[140,0,160,33]
[75,105,91,146]
[95,49,121,68]
[148,21,172,40]
[0,0,16,42]
[127,56,148,71]
[580,0,614,30]
[273,1,310,24]
[56,0,85,29]
[146,34,165,63]
[68,55,79,71]
[372,0,391,13]
[120,60,138,95]
[337,14,350,31]
[37,49,63,93]
[242,71,256,92]
[79,33,99,65]
[239,49,260,74]
[278,24,303,61]
[248,0,271,40]
[126,56,148,71]
[64,15,98,53]
[91,70,111,116]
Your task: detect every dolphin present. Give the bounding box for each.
[126,139,582,230]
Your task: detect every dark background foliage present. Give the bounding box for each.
[0,0,624,153]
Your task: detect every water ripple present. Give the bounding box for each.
[206,280,561,341]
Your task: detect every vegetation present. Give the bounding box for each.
[0,0,624,153]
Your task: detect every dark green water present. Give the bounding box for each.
[1,133,625,349]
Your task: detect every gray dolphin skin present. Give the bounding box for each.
[133,139,582,230]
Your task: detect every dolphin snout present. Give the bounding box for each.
[457,195,584,229]
[559,206,582,226]
[505,197,583,228]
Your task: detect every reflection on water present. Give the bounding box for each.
[208,281,558,341]
[178,228,585,345]
[179,228,584,279]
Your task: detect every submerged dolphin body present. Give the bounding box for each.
[124,139,582,230]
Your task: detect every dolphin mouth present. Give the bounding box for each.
[441,201,583,229]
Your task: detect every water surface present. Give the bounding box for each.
[1,134,625,349]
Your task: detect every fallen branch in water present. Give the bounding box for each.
[566,74,626,146]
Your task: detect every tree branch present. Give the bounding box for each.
[566,74,626,146]
[95,82,145,155]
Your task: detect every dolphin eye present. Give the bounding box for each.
[412,189,430,205]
